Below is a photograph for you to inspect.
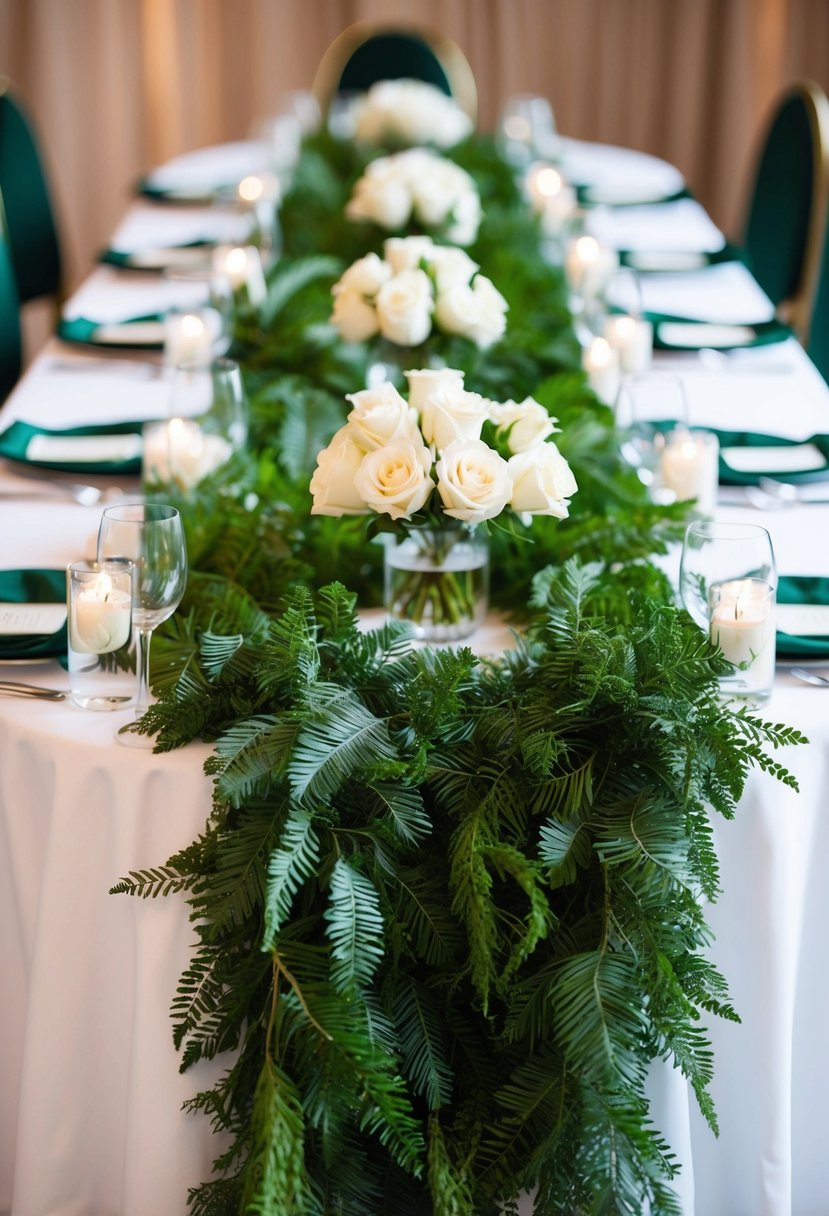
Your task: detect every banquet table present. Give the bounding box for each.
[2,137,829,1216]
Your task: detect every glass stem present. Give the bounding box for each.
[135,627,154,716]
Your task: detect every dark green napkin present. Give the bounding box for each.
[57,314,163,347]
[99,242,211,271]
[620,241,740,272]
[137,176,223,205]
[0,419,144,474]
[0,569,66,660]
[576,183,691,208]
[651,314,792,350]
[777,576,829,658]
[714,429,829,486]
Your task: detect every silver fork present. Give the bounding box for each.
[747,478,829,510]
[789,667,829,687]
[0,681,66,700]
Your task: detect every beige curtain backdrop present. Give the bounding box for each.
[1,0,829,302]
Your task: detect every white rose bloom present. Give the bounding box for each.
[495,397,559,453]
[352,80,473,149]
[331,287,379,342]
[446,187,483,245]
[384,235,435,274]
[375,269,434,346]
[427,245,478,291]
[434,281,479,342]
[436,438,513,523]
[310,431,372,516]
[346,159,414,230]
[404,366,464,415]
[334,251,392,296]
[508,444,578,517]
[346,382,419,450]
[467,275,508,348]
[354,439,434,520]
[411,161,469,225]
[420,383,488,451]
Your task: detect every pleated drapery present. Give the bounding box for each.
[1,0,828,293]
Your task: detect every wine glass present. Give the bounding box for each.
[97,504,188,746]
[497,94,559,167]
[614,374,690,491]
[680,521,777,704]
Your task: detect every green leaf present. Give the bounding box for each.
[324,858,385,993]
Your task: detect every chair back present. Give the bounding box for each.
[807,219,829,381]
[0,195,22,400]
[312,23,477,121]
[0,78,63,305]
[742,81,829,341]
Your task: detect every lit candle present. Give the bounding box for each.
[237,172,280,204]
[660,429,719,514]
[709,578,775,673]
[604,314,653,374]
[525,164,577,236]
[70,572,132,655]
[582,336,621,404]
[212,244,267,306]
[164,311,215,367]
[565,235,620,298]
[143,418,233,489]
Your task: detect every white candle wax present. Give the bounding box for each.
[143,418,233,489]
[582,336,621,404]
[526,164,577,236]
[709,579,775,670]
[660,430,719,514]
[164,311,215,367]
[565,235,620,298]
[604,314,653,374]
[213,245,267,305]
[70,573,132,655]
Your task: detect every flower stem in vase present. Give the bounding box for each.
[384,526,489,642]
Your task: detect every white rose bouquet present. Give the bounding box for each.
[346,148,482,245]
[350,79,474,149]
[331,237,508,352]
[310,368,577,638]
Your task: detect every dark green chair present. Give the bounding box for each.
[0,78,63,306]
[0,195,22,400]
[741,81,829,343]
[807,217,829,382]
[312,22,476,123]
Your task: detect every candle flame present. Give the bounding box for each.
[225,247,248,276]
[238,175,264,202]
[590,337,613,367]
[534,167,563,197]
[575,235,600,263]
[180,313,205,338]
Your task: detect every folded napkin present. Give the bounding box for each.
[714,428,829,485]
[651,316,792,351]
[559,137,686,207]
[621,243,740,273]
[589,199,725,253]
[100,205,253,271]
[776,576,829,658]
[58,315,164,347]
[138,139,272,202]
[0,419,145,474]
[0,569,66,660]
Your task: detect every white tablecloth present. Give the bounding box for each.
[2,137,829,1216]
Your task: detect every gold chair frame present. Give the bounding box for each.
[311,22,477,125]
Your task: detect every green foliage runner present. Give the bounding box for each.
[117,126,806,1214]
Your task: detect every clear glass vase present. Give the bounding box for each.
[384,527,489,642]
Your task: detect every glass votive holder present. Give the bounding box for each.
[659,428,719,514]
[162,268,233,366]
[582,335,621,404]
[679,520,777,707]
[709,578,776,705]
[67,559,135,710]
[211,244,267,308]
